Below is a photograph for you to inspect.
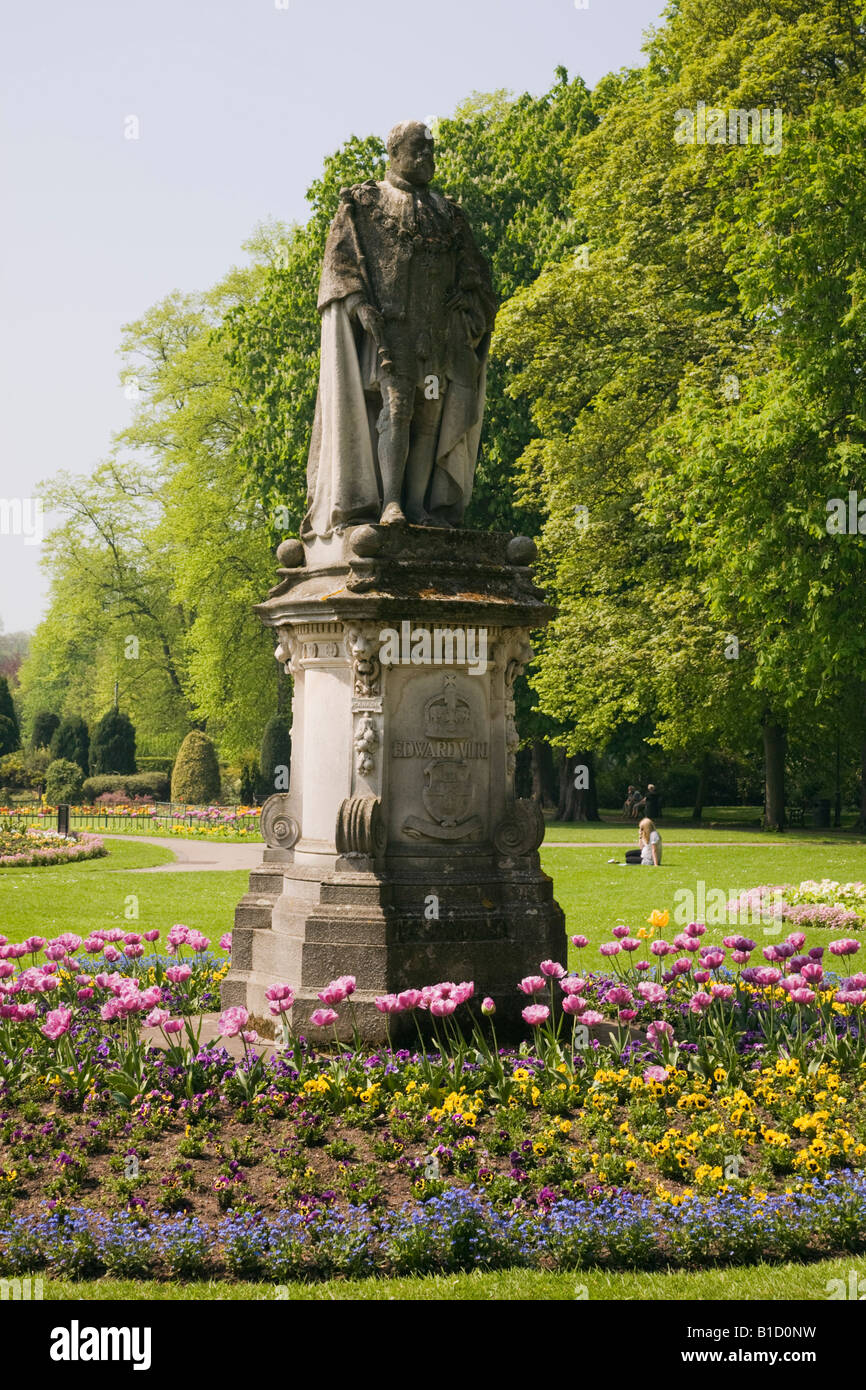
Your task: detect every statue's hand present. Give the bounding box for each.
[356,303,386,344]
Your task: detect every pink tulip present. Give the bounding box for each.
[241,1030,258,1044]
[397,989,423,1011]
[374,995,402,1014]
[829,939,861,957]
[636,982,666,1004]
[41,1007,72,1040]
[560,977,587,996]
[789,988,815,1004]
[481,997,496,1016]
[612,925,631,939]
[102,945,121,963]
[165,965,192,984]
[163,1019,183,1034]
[685,922,706,937]
[571,935,588,948]
[755,967,782,986]
[218,1005,249,1037]
[77,988,94,1001]
[711,984,734,1001]
[522,1004,550,1027]
[643,1065,667,1083]
[562,994,587,1016]
[620,938,641,953]
[265,983,294,1002]
[647,1019,674,1045]
[518,976,546,995]
[605,985,633,1006]
[540,960,566,978]
[579,1010,605,1026]
[145,1008,170,1029]
[688,992,713,1013]
[144,929,161,943]
[599,942,621,958]
[430,997,457,1018]
[318,981,349,1006]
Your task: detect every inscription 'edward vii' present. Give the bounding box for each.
[393,739,488,760]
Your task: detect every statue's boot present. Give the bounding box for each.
[377,418,409,525]
[404,417,439,526]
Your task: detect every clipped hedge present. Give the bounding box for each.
[45,758,85,805]
[171,731,221,804]
[81,772,170,802]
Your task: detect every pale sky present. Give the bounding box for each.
[0,0,667,634]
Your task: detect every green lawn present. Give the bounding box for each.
[0,837,248,942]
[40,1255,862,1300]
[1,825,864,960]
[544,835,866,967]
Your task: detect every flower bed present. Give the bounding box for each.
[0,830,106,869]
[0,915,864,1282]
[726,880,866,932]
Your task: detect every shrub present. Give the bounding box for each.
[31,711,60,749]
[239,757,259,805]
[171,731,221,804]
[0,752,28,789]
[0,715,18,759]
[258,716,291,800]
[0,678,19,754]
[89,708,136,775]
[81,772,170,802]
[50,716,90,775]
[136,756,174,776]
[45,758,84,805]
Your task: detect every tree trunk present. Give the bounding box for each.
[557,750,600,822]
[691,754,709,822]
[762,716,786,830]
[530,739,557,807]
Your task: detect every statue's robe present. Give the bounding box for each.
[301,174,496,539]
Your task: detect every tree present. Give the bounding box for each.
[258,715,291,800]
[45,759,84,806]
[0,677,19,752]
[50,716,90,775]
[495,0,866,824]
[225,74,596,536]
[90,708,137,775]
[31,711,60,749]
[0,717,18,758]
[171,730,221,805]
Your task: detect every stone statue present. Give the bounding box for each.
[301,120,497,539]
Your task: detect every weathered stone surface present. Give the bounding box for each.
[302,121,496,537]
[223,526,566,1041]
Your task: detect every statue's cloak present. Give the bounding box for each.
[301,180,493,540]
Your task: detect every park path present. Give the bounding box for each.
[104,834,262,873]
[103,833,781,873]
[545,841,776,848]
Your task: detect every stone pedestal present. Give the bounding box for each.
[222,523,566,1040]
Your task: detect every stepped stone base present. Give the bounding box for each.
[222,523,567,1042]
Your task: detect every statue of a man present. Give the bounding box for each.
[301,121,497,538]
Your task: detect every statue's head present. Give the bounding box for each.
[386,120,435,187]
